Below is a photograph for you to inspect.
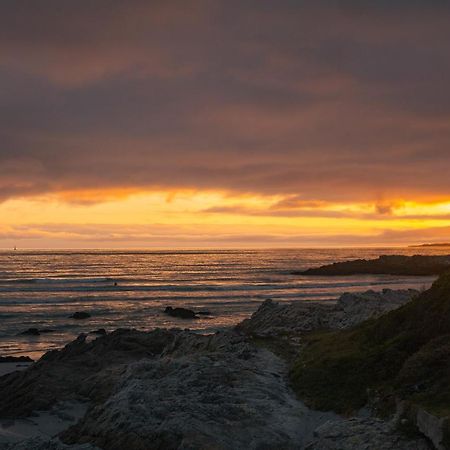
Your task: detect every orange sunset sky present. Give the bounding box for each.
[1,1,450,248]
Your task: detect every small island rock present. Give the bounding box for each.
[164,306,197,319]
[69,312,91,320]
[19,328,40,336]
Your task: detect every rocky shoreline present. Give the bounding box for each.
[297,254,450,276]
[237,288,418,337]
[0,329,339,449]
[0,282,445,449]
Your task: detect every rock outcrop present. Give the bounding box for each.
[69,312,91,320]
[0,328,179,418]
[163,306,197,319]
[0,437,98,450]
[0,328,338,449]
[236,299,332,337]
[298,254,450,276]
[163,306,212,319]
[19,328,41,336]
[0,282,443,450]
[305,418,432,449]
[332,288,418,329]
[236,289,418,337]
[62,340,327,449]
[19,328,56,336]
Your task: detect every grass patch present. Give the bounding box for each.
[290,271,450,416]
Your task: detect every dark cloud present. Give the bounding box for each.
[1,1,450,202]
[203,204,450,221]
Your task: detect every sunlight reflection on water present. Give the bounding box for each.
[0,247,444,357]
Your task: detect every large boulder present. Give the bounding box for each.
[19,328,40,336]
[0,329,337,449]
[69,312,91,320]
[164,306,197,319]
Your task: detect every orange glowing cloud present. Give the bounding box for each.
[0,190,448,248]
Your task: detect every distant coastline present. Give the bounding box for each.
[410,242,450,247]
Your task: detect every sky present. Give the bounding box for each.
[1,0,450,248]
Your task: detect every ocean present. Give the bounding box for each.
[0,247,446,359]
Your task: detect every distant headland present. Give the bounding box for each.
[410,242,450,247]
[296,254,450,276]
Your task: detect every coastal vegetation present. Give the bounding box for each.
[290,271,450,422]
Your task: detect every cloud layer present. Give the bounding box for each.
[1,0,450,205]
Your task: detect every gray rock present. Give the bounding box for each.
[236,299,333,337]
[305,417,432,449]
[19,328,41,336]
[0,329,338,449]
[164,306,197,319]
[415,408,449,450]
[0,437,98,449]
[0,328,180,417]
[330,288,419,329]
[236,289,418,337]
[63,349,306,449]
[69,312,91,320]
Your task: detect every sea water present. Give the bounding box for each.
[0,247,445,358]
